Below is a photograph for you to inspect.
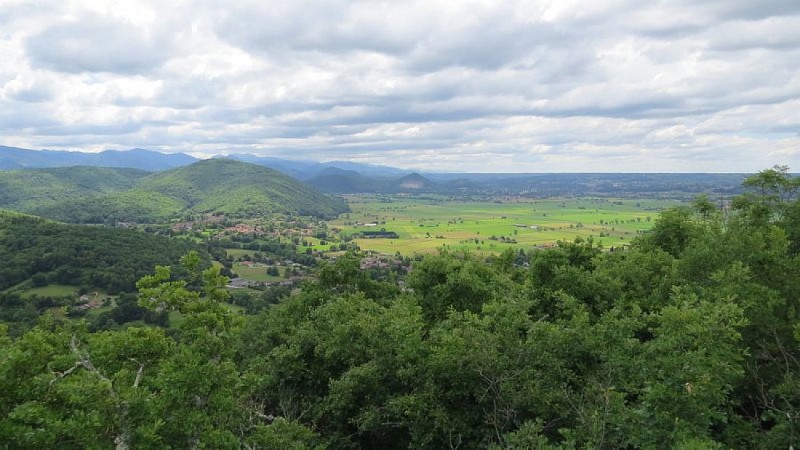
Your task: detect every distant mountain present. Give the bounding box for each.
[86,148,198,171]
[307,170,446,194]
[0,166,150,213]
[397,173,433,190]
[0,146,197,171]
[318,160,409,178]
[226,153,409,179]
[30,159,348,223]
[0,146,751,199]
[306,167,385,193]
[0,145,414,179]
[222,154,315,179]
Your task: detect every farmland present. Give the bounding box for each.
[330,194,683,255]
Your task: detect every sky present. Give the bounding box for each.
[1,0,799,172]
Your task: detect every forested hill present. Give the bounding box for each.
[0,211,203,293]
[27,159,349,223]
[0,166,149,213]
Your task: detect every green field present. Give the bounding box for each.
[224,249,285,282]
[231,263,284,282]
[226,248,255,259]
[20,284,78,298]
[330,195,682,255]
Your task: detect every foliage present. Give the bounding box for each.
[2,167,800,448]
[0,166,148,213]
[0,211,203,293]
[28,159,348,223]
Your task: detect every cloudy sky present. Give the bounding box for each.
[1,0,799,172]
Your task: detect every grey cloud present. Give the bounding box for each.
[704,17,800,51]
[405,16,570,72]
[3,0,800,172]
[207,0,419,57]
[25,16,173,74]
[696,0,800,21]
[0,103,60,131]
[7,84,54,103]
[34,122,145,137]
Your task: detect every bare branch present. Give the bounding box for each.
[133,362,145,389]
[49,362,82,386]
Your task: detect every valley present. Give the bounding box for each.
[331,194,679,255]
[2,3,798,445]
[1,154,798,448]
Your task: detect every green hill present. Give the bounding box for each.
[0,166,149,212]
[0,211,203,293]
[31,159,348,223]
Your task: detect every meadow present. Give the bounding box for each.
[330,195,682,255]
[17,284,78,298]
[225,249,287,283]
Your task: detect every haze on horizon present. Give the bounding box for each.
[1,0,799,173]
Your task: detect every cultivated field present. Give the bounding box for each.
[330,195,682,255]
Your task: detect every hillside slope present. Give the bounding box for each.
[0,166,150,212]
[33,159,348,223]
[0,211,202,293]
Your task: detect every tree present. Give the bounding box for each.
[734,165,799,225]
[30,273,47,287]
[405,251,510,325]
[641,207,697,257]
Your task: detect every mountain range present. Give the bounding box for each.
[1,145,751,198]
[0,159,347,223]
[0,146,197,171]
[225,154,409,179]
[0,145,408,178]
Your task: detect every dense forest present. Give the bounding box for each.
[0,211,204,293]
[1,167,799,448]
[0,166,149,213]
[18,159,348,224]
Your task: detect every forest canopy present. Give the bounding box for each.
[0,211,204,293]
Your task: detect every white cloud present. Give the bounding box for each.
[1,0,799,172]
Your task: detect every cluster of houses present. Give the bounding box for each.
[226,277,302,289]
[171,214,225,231]
[222,224,266,235]
[74,293,103,311]
[359,255,410,273]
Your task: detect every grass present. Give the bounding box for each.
[330,195,681,255]
[226,248,255,259]
[232,262,284,282]
[20,284,78,298]
[225,249,287,282]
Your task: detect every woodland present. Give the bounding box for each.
[0,166,799,448]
